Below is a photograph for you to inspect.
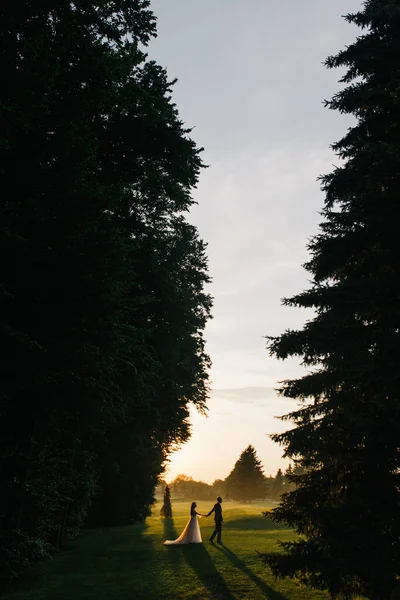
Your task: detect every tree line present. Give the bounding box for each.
[0,0,211,584]
[160,445,303,503]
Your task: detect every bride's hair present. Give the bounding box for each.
[190,502,197,514]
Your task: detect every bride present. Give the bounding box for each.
[164,502,204,545]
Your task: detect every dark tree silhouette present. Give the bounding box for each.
[169,475,215,500]
[225,446,268,502]
[160,486,172,518]
[260,2,400,598]
[271,469,285,499]
[212,479,227,498]
[0,0,211,580]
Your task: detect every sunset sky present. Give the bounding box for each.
[148,0,362,484]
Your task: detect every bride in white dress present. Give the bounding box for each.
[164,502,204,545]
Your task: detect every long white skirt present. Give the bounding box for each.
[164,515,202,545]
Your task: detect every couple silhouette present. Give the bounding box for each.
[163,497,223,545]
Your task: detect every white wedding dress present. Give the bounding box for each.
[164,510,202,545]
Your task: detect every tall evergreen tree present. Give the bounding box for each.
[260,2,400,598]
[160,485,172,518]
[225,446,267,502]
[0,0,211,580]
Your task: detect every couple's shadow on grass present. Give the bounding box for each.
[213,542,288,600]
[163,518,288,600]
[163,518,234,597]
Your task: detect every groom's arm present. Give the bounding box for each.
[207,504,216,517]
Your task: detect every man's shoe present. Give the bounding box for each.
[209,538,214,543]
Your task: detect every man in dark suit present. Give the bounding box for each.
[207,496,223,543]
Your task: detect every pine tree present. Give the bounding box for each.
[260,2,400,598]
[283,464,306,493]
[271,468,285,499]
[160,486,172,518]
[225,446,267,502]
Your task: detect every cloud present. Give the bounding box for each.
[212,386,279,405]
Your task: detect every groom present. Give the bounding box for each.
[207,496,223,543]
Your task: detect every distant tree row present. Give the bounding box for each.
[168,474,216,501]
[0,0,211,582]
[266,464,306,500]
[164,446,301,503]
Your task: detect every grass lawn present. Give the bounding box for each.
[2,500,349,600]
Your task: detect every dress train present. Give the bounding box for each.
[163,512,202,545]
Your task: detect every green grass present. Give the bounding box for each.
[2,501,333,600]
